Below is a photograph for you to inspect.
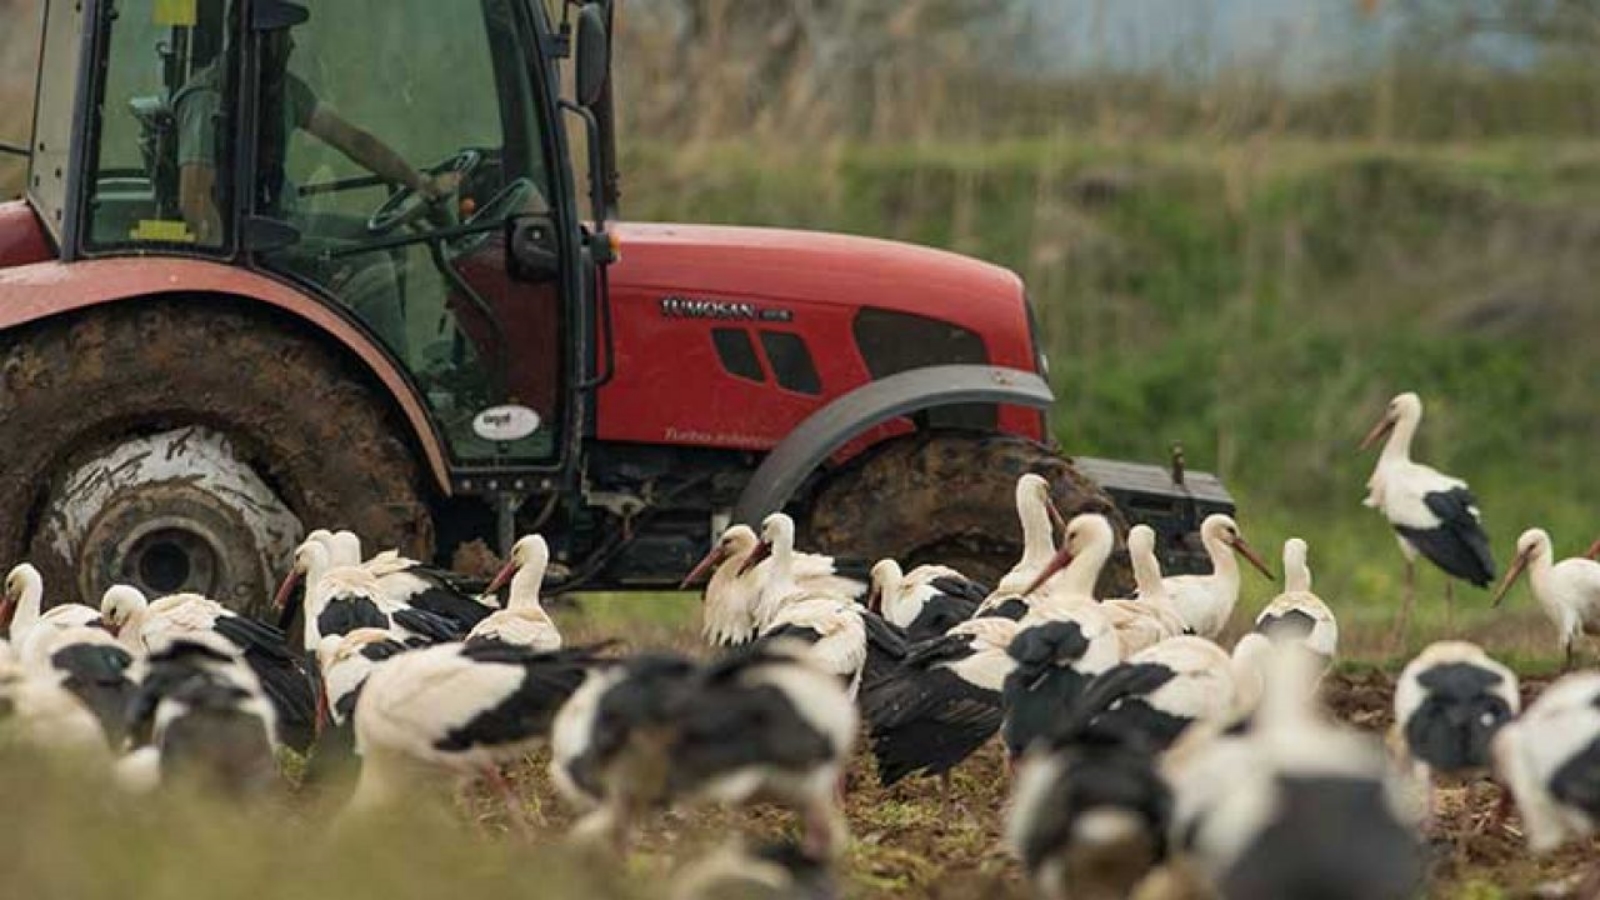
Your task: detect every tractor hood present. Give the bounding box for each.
[606,222,1027,330]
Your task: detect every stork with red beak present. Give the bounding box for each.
[466,535,562,653]
[1493,528,1600,670]
[1158,515,1275,639]
[2,563,105,645]
[1360,391,1495,647]
[681,524,865,648]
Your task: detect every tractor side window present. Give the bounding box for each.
[87,0,234,250]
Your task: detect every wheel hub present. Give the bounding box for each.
[114,519,223,597]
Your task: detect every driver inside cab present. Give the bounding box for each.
[175,3,454,350]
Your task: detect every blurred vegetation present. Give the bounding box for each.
[2,0,1597,642]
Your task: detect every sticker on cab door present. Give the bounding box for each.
[472,405,541,442]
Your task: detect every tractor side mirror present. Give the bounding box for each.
[506,213,560,283]
[575,3,610,110]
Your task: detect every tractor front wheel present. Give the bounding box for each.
[800,433,1132,594]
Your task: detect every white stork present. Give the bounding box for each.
[1360,391,1495,641]
[2,563,105,645]
[975,473,1067,620]
[277,540,463,649]
[682,524,865,648]
[1491,672,1600,859]
[314,628,410,730]
[1253,538,1339,668]
[19,624,137,747]
[329,530,497,626]
[858,615,1019,786]
[1391,640,1519,824]
[1167,649,1424,898]
[551,640,856,857]
[1160,514,1274,639]
[1097,525,1188,657]
[0,638,111,762]
[116,632,282,796]
[465,535,562,653]
[345,642,601,831]
[1007,714,1173,900]
[1493,528,1600,670]
[101,586,316,753]
[867,559,985,643]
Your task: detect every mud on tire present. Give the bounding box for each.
[800,432,1131,594]
[0,297,432,617]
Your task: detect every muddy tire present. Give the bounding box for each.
[800,433,1132,595]
[0,298,433,618]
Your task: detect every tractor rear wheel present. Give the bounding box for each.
[800,432,1132,595]
[0,298,433,619]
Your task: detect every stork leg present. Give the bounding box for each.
[482,765,539,836]
[1445,580,1456,636]
[802,793,850,860]
[1390,560,1417,657]
[1563,639,1575,673]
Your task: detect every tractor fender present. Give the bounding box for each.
[732,364,1054,525]
[0,256,451,494]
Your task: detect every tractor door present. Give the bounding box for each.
[240,0,574,467]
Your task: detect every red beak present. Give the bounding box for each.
[1022,543,1075,597]
[738,541,773,577]
[1046,498,1068,540]
[1230,537,1276,581]
[1492,550,1531,608]
[486,560,518,595]
[1585,538,1600,562]
[0,598,15,634]
[1358,414,1395,452]
[866,587,882,614]
[273,570,302,612]
[680,545,728,590]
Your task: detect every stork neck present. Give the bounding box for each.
[506,562,546,612]
[1203,532,1241,584]
[1527,542,1556,597]
[878,565,910,624]
[1380,414,1419,464]
[1049,543,1110,603]
[1285,557,1311,594]
[1018,493,1055,574]
[9,575,42,640]
[1130,546,1166,601]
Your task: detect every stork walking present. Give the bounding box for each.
[1360,391,1495,647]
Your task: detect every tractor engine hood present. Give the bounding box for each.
[605,222,1030,340]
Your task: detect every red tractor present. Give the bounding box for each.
[0,0,1230,619]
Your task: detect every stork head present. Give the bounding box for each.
[1023,513,1115,596]
[488,535,550,594]
[1017,472,1068,536]
[1202,515,1275,581]
[0,564,38,632]
[1360,391,1422,451]
[275,540,328,611]
[682,525,758,589]
[99,584,149,636]
[740,513,795,576]
[1493,528,1550,608]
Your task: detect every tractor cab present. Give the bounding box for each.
[52,0,610,471]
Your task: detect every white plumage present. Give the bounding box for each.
[1161,515,1274,639]
[685,524,864,647]
[2,563,105,647]
[1099,525,1188,657]
[1253,538,1339,665]
[1494,528,1600,669]
[466,535,562,652]
[1491,671,1600,854]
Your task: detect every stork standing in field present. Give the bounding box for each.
[683,524,867,648]
[867,559,985,644]
[1493,528,1600,670]
[0,638,112,761]
[1253,538,1339,669]
[1360,391,1495,644]
[2,564,106,645]
[1391,641,1519,826]
[975,473,1068,621]
[1490,672,1600,863]
[465,535,562,653]
[277,540,463,649]
[1161,515,1275,639]
[551,641,856,857]
[324,530,497,627]
[101,586,316,753]
[20,625,137,747]
[346,642,602,831]
[1096,525,1188,656]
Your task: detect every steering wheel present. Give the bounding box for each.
[449,177,541,256]
[366,149,482,236]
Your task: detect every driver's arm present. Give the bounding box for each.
[304,105,453,200]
